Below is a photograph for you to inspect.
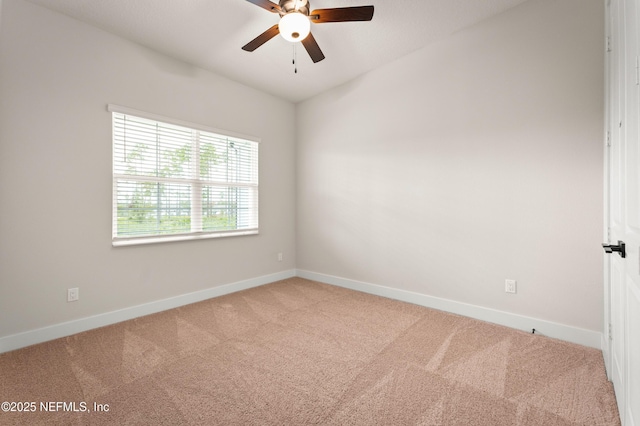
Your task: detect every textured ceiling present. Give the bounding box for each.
[24,0,529,103]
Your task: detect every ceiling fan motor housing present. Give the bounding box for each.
[279,0,310,16]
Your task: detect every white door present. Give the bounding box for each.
[605,0,640,424]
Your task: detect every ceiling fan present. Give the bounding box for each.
[242,0,374,64]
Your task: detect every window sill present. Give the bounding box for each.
[112,229,259,247]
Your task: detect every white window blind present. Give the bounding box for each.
[110,105,259,246]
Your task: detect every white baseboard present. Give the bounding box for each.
[297,269,603,349]
[1,269,604,354]
[0,270,296,354]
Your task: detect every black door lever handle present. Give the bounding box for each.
[602,241,626,258]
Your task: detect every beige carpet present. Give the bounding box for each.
[0,277,619,425]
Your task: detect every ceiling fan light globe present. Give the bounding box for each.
[279,12,311,42]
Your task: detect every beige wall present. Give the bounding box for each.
[0,0,296,338]
[0,0,606,345]
[296,0,605,331]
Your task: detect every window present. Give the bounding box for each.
[109,105,259,246]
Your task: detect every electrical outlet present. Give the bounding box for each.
[505,279,517,294]
[67,288,79,302]
[277,252,283,262]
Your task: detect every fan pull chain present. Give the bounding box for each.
[293,44,297,74]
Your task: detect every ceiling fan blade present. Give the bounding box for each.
[310,6,374,23]
[245,0,282,13]
[242,24,280,52]
[301,32,325,63]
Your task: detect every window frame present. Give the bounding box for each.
[109,104,260,247]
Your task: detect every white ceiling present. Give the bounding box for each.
[24,0,529,103]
